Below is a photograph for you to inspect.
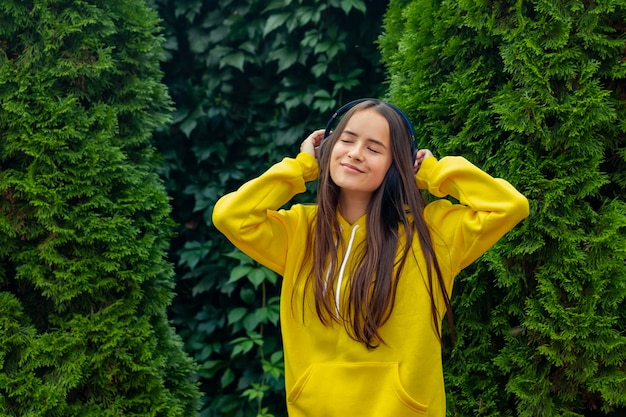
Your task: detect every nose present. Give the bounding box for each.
[347,144,364,161]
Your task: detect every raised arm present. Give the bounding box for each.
[417,155,529,272]
[212,132,322,275]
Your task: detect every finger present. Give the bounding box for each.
[420,149,433,159]
[313,130,325,145]
[413,157,420,173]
[300,130,325,155]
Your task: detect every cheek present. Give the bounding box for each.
[375,169,390,186]
[374,162,393,186]
[329,142,345,158]
[376,159,393,176]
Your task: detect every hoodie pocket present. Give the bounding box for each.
[287,362,428,416]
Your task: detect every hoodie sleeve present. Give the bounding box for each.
[416,155,529,273]
[212,153,319,275]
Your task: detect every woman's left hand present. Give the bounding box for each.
[413,149,433,174]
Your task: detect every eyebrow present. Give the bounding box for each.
[343,130,388,149]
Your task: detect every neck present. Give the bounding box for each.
[338,191,371,224]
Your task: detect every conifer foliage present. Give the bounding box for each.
[381,0,626,415]
[0,1,199,415]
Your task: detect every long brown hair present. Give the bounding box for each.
[307,100,454,349]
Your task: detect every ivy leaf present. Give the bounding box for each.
[179,118,197,138]
[262,0,288,13]
[230,339,255,358]
[219,51,245,72]
[178,241,211,270]
[178,103,205,138]
[263,268,278,285]
[188,27,211,54]
[228,265,253,284]
[191,276,216,296]
[270,350,283,364]
[225,250,253,263]
[295,6,322,25]
[243,308,265,331]
[339,0,366,14]
[227,307,247,325]
[247,268,266,288]
[263,13,291,37]
[220,368,235,388]
[311,62,328,78]
[266,297,280,325]
[240,287,256,304]
[197,359,222,378]
[268,47,298,73]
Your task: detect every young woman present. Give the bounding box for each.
[213,99,529,417]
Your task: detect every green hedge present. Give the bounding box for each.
[0,1,200,415]
[381,0,626,415]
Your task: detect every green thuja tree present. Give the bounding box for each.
[381,0,626,416]
[150,0,388,415]
[0,1,200,415]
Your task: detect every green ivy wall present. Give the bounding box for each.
[150,0,389,415]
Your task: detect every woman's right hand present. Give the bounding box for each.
[299,129,326,159]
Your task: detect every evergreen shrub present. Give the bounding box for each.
[381,0,626,415]
[0,0,200,415]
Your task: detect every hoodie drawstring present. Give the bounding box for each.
[334,224,360,317]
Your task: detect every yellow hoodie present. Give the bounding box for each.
[213,153,529,417]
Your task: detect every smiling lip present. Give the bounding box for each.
[341,163,363,173]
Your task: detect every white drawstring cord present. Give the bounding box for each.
[335,224,359,317]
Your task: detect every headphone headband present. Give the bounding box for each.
[323,99,416,153]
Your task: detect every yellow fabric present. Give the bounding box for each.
[213,152,529,417]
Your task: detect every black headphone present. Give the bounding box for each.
[322,98,417,155]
